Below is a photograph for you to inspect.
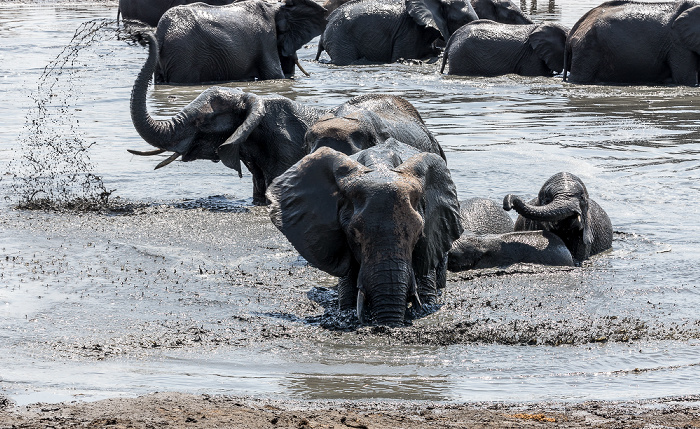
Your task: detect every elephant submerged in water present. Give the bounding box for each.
[268,140,463,325]
[153,0,326,83]
[564,0,700,85]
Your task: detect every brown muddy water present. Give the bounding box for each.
[1,0,700,407]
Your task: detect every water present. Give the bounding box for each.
[1,0,700,406]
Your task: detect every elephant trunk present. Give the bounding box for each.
[358,261,414,326]
[130,32,179,150]
[504,194,580,223]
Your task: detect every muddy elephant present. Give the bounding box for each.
[305,94,445,160]
[503,172,612,261]
[267,140,463,325]
[153,0,326,83]
[315,0,478,65]
[470,0,532,24]
[564,0,700,85]
[118,0,236,27]
[441,20,568,76]
[459,197,514,235]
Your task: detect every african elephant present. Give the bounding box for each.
[267,140,463,325]
[448,231,574,271]
[441,20,568,76]
[564,0,700,85]
[305,94,445,160]
[118,0,236,27]
[459,197,514,235]
[315,0,478,65]
[154,0,326,83]
[470,0,532,24]
[503,172,612,261]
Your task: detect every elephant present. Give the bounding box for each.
[315,0,478,65]
[441,20,568,77]
[118,0,236,27]
[448,230,574,271]
[153,0,327,83]
[470,0,532,24]
[503,172,612,261]
[304,94,445,160]
[564,0,700,85]
[267,139,463,325]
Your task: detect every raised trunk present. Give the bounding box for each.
[130,32,178,148]
[508,196,579,222]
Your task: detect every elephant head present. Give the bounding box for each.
[407,0,479,42]
[275,0,328,76]
[267,140,462,325]
[673,1,700,59]
[503,172,611,261]
[304,111,390,155]
[470,0,532,24]
[528,22,569,74]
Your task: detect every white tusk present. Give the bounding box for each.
[296,58,310,77]
[128,148,167,156]
[154,152,180,170]
[356,290,366,324]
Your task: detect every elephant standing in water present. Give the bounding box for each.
[268,140,463,325]
[564,0,700,85]
[470,0,531,23]
[441,20,568,76]
[154,0,326,83]
[118,0,235,27]
[503,172,612,261]
[316,0,478,65]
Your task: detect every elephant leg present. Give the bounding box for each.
[416,269,438,306]
[337,263,359,310]
[245,161,268,206]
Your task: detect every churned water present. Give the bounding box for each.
[1,0,700,406]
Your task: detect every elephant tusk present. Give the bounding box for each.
[154,152,181,170]
[128,148,167,156]
[412,292,423,312]
[356,289,366,324]
[295,58,310,77]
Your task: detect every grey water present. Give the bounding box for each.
[2,0,700,406]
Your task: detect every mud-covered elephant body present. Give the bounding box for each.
[154,0,326,83]
[504,172,612,261]
[268,140,463,325]
[316,0,478,65]
[118,0,236,27]
[441,20,568,76]
[565,0,700,85]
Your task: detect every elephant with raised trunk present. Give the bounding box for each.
[564,0,700,85]
[441,20,568,77]
[118,0,236,27]
[316,0,478,65]
[154,0,326,83]
[503,172,612,261]
[267,140,463,326]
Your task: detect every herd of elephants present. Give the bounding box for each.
[118,0,698,325]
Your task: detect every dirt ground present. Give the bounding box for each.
[1,392,700,428]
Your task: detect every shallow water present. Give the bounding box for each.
[1,0,700,406]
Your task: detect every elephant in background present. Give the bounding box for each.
[564,0,700,85]
[471,0,532,24]
[503,172,612,261]
[267,140,463,325]
[315,0,478,65]
[441,20,568,76]
[154,0,326,83]
[305,94,445,160]
[118,0,236,27]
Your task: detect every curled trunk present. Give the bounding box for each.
[505,195,580,222]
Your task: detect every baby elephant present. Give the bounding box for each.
[441,20,568,77]
[448,231,574,271]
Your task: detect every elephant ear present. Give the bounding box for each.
[406,0,451,40]
[529,23,569,73]
[673,5,700,53]
[267,147,364,277]
[216,93,266,178]
[395,152,463,276]
[276,0,328,57]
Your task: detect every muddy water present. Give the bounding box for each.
[2,0,700,406]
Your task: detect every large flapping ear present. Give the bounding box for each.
[395,152,463,276]
[406,0,451,40]
[276,0,328,57]
[216,93,266,177]
[267,147,364,277]
[529,23,569,73]
[673,5,700,54]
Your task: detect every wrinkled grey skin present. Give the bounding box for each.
[118,0,236,27]
[448,231,574,271]
[129,32,324,205]
[305,94,446,160]
[564,0,700,85]
[154,0,326,83]
[459,197,514,235]
[315,0,478,65]
[503,172,612,261]
[441,20,568,76]
[470,0,531,24]
[267,140,463,326]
